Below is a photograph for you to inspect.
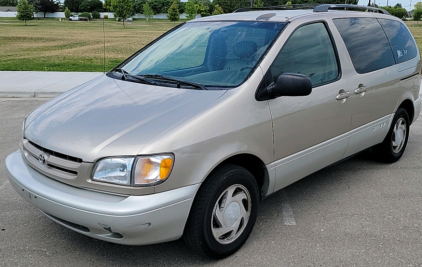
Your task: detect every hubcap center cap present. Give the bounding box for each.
[223,202,241,227]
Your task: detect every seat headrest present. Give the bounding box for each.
[233,41,257,59]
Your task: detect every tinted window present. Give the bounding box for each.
[378,19,417,64]
[333,18,395,74]
[270,23,339,86]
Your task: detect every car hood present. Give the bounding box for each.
[25,75,226,162]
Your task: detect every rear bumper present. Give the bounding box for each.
[6,151,199,245]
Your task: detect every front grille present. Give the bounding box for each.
[22,138,82,180]
[28,140,82,163]
[20,138,147,196]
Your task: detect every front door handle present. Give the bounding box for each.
[354,84,367,96]
[336,90,350,103]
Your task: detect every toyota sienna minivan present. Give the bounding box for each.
[6,4,421,258]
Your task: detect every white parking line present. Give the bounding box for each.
[281,190,296,225]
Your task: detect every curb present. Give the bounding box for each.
[0,91,63,98]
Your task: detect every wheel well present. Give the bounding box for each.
[219,154,269,198]
[398,100,414,124]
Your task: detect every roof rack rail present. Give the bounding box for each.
[234,4,389,15]
[234,4,319,13]
[313,4,389,14]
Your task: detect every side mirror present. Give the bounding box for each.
[268,73,312,99]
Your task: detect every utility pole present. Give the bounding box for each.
[410,0,412,17]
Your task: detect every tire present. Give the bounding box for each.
[183,164,259,259]
[373,108,410,163]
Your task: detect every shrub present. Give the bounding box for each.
[382,6,408,20]
[103,14,108,19]
[80,12,92,19]
[92,10,100,19]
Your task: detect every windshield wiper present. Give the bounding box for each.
[143,74,207,90]
[114,68,157,85]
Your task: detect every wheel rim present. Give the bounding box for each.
[392,117,407,153]
[211,184,251,245]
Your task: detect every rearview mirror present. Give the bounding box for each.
[267,73,312,99]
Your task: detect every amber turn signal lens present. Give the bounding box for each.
[160,158,173,179]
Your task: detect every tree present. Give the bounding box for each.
[111,0,133,27]
[90,0,103,11]
[36,0,59,18]
[414,8,422,23]
[415,2,422,10]
[383,6,408,19]
[79,0,103,12]
[212,4,224,15]
[212,0,249,13]
[64,6,71,18]
[64,0,83,13]
[103,0,112,11]
[253,0,264,7]
[149,0,172,14]
[143,2,153,21]
[132,0,146,14]
[197,2,209,16]
[79,0,90,11]
[147,0,184,14]
[394,3,402,8]
[16,0,34,26]
[0,0,17,5]
[185,0,197,20]
[167,1,179,22]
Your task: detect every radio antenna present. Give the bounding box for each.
[103,15,106,74]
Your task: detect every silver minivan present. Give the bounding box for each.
[6,4,422,258]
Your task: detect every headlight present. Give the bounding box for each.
[92,158,134,185]
[92,154,174,186]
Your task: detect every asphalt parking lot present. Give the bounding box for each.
[1,98,422,267]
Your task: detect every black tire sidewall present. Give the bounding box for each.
[202,167,259,258]
[375,108,410,162]
[387,109,410,159]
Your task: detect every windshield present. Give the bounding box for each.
[118,21,286,89]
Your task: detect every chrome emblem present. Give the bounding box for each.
[38,154,46,164]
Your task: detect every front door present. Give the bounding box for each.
[266,22,352,191]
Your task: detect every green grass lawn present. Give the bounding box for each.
[1,18,422,72]
[0,17,183,72]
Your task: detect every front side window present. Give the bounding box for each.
[269,22,339,86]
[119,21,286,89]
[378,19,417,64]
[333,18,395,74]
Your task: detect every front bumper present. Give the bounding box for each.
[414,95,421,123]
[6,151,199,245]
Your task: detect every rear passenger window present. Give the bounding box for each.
[333,18,395,74]
[270,23,339,86]
[378,19,417,64]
